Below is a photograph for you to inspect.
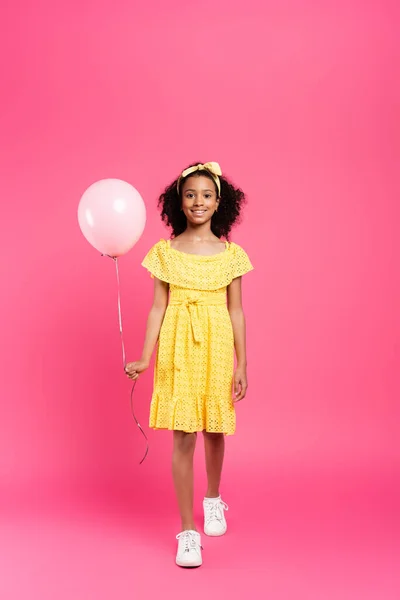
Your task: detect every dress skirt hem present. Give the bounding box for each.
[149,393,236,436]
[150,426,233,436]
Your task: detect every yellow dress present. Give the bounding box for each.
[141,239,253,435]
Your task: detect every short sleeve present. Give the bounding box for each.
[231,243,254,279]
[141,240,170,282]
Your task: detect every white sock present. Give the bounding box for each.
[204,495,221,502]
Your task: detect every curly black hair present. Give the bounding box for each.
[157,162,246,240]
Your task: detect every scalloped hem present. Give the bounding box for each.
[150,424,235,436]
[149,392,236,436]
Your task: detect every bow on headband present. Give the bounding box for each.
[177,162,222,196]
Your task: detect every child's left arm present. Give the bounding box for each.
[227,277,248,402]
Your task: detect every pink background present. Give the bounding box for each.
[0,1,398,598]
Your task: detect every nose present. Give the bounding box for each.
[193,197,204,207]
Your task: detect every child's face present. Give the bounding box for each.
[181,175,219,227]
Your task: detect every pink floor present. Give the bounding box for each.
[1,467,397,600]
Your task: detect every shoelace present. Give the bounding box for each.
[176,531,201,553]
[204,500,229,524]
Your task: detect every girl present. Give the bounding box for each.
[125,161,253,568]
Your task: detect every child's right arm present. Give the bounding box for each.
[125,277,169,380]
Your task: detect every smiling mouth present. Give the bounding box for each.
[191,210,206,215]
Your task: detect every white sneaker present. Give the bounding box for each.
[203,497,229,536]
[175,530,203,567]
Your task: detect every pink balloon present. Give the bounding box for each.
[78,179,146,257]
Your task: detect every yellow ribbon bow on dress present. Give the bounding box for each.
[177,162,222,196]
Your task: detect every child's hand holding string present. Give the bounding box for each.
[233,367,248,402]
[125,360,149,381]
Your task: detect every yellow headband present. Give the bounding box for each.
[177,162,222,196]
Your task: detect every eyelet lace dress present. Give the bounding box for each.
[141,239,253,435]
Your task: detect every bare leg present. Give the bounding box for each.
[172,431,197,531]
[203,431,225,498]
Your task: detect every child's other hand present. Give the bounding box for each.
[125,360,149,381]
[233,367,248,402]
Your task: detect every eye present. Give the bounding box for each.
[186,193,194,199]
[204,194,212,199]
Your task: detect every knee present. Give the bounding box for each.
[174,431,197,454]
[203,431,224,444]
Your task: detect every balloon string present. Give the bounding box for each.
[114,257,126,370]
[130,380,149,465]
[101,253,149,464]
